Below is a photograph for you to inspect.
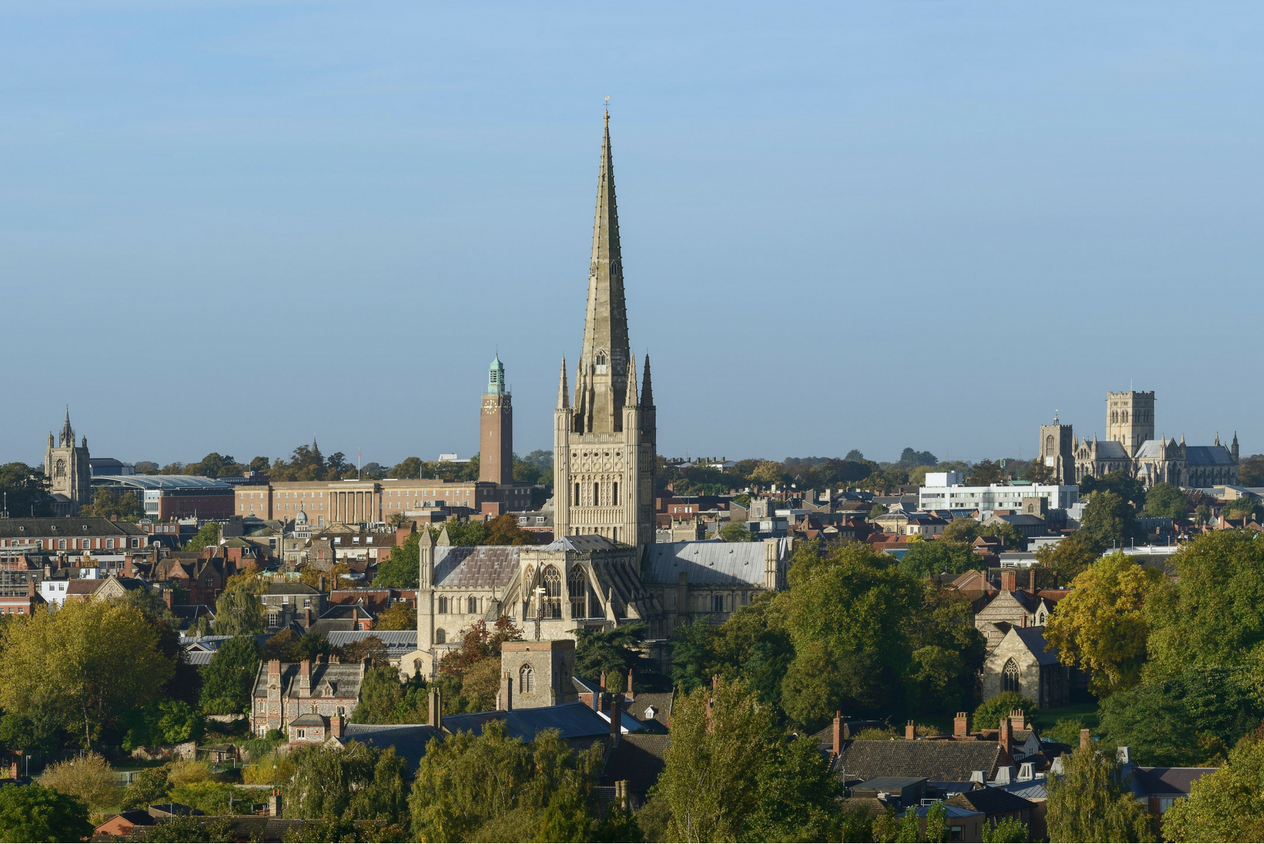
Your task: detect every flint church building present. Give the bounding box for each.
[1039,390,1239,489]
[406,113,791,677]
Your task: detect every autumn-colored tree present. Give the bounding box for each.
[39,752,120,812]
[1044,553,1164,696]
[375,601,417,631]
[0,601,174,748]
[484,514,536,545]
[341,635,389,665]
[437,617,524,679]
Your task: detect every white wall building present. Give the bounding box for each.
[918,482,1078,515]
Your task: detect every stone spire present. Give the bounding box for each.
[576,109,632,435]
[641,354,654,407]
[625,354,639,406]
[557,358,570,410]
[60,407,74,448]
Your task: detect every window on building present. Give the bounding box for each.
[438,596,449,614]
[295,729,305,739]
[713,594,724,613]
[612,481,618,502]
[542,565,562,618]
[573,483,580,507]
[467,596,477,614]
[568,567,587,618]
[1003,658,1021,694]
[435,629,446,645]
[268,612,279,628]
[57,540,66,550]
[520,664,534,694]
[593,482,600,506]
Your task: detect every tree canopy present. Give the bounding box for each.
[1045,744,1156,843]
[1163,727,1264,842]
[1078,491,1143,549]
[199,635,262,715]
[0,782,93,843]
[213,570,265,636]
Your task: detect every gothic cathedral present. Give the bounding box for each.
[553,111,656,551]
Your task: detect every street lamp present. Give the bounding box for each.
[24,755,30,778]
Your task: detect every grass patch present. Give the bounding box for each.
[1034,702,1100,735]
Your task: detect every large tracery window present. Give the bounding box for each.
[568,567,588,618]
[542,565,563,619]
[1003,658,1021,694]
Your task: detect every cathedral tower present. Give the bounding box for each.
[44,408,91,516]
[1106,390,1155,457]
[478,355,513,486]
[553,111,656,549]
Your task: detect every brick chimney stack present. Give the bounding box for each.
[1001,569,1017,592]
[833,711,842,757]
[1080,728,1091,749]
[1029,569,1037,592]
[954,711,970,738]
[999,716,1012,756]
[626,669,634,702]
[905,720,916,741]
[1010,709,1025,731]
[299,660,311,698]
[600,671,607,693]
[610,698,622,745]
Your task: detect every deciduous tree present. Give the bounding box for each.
[973,692,1038,731]
[1044,553,1164,696]
[213,571,264,636]
[1078,491,1143,549]
[1163,727,1264,842]
[0,782,93,843]
[39,752,121,812]
[199,635,262,715]
[285,741,408,827]
[1045,744,1156,843]
[1033,533,1101,584]
[1143,482,1188,521]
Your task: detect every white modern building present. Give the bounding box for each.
[918,478,1079,515]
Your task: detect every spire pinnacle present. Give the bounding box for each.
[60,407,74,448]
[641,354,654,406]
[625,354,639,406]
[557,358,570,410]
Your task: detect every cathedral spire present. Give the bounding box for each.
[576,109,631,434]
[557,358,570,410]
[625,354,639,406]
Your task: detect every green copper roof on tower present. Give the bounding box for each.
[486,354,506,395]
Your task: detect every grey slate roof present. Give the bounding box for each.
[1132,766,1216,796]
[543,535,617,553]
[0,517,147,538]
[1092,441,1130,460]
[326,630,418,659]
[442,701,638,744]
[834,740,1002,783]
[266,582,321,596]
[1186,446,1235,466]
[600,733,670,794]
[342,724,442,774]
[643,540,787,587]
[251,661,364,701]
[947,787,1034,816]
[1011,627,1061,666]
[433,546,519,589]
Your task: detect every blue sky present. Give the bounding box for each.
[3,2,1262,468]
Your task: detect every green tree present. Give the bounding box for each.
[0,462,55,518]
[1080,471,1147,509]
[285,741,408,826]
[184,522,220,551]
[409,721,606,842]
[1163,727,1264,842]
[868,503,888,520]
[1079,491,1143,549]
[939,518,983,544]
[704,594,793,708]
[213,572,265,636]
[719,521,752,542]
[351,665,429,725]
[897,540,982,580]
[906,585,987,717]
[120,699,205,749]
[1144,531,1264,678]
[38,751,120,811]
[0,601,174,748]
[1099,669,1263,767]
[967,459,1006,486]
[133,815,235,842]
[1224,497,1263,522]
[669,617,716,695]
[1143,482,1188,521]
[81,486,142,520]
[374,532,420,588]
[389,456,422,479]
[121,764,173,810]
[1033,533,1102,584]
[983,816,1030,843]
[1044,553,1164,696]
[972,692,1038,731]
[655,678,836,842]
[1022,458,1056,485]
[199,635,262,715]
[0,782,93,843]
[1045,744,1156,842]
[376,601,417,631]
[574,622,651,694]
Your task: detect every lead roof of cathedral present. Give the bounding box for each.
[433,545,519,589]
[642,540,789,587]
[542,535,617,553]
[1084,440,1130,459]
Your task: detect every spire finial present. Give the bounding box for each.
[604,96,610,126]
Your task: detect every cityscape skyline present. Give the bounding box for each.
[4,3,1262,464]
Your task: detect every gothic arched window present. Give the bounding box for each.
[1045,435,1054,454]
[435,628,446,645]
[542,566,562,619]
[568,567,587,618]
[1003,658,1021,694]
[520,664,534,694]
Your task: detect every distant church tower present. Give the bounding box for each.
[45,408,91,515]
[553,111,656,549]
[1039,414,1075,485]
[479,355,513,486]
[1106,390,1155,457]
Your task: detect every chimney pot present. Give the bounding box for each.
[833,711,842,757]
[954,711,970,738]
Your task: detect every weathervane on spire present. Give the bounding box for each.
[604,96,610,125]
